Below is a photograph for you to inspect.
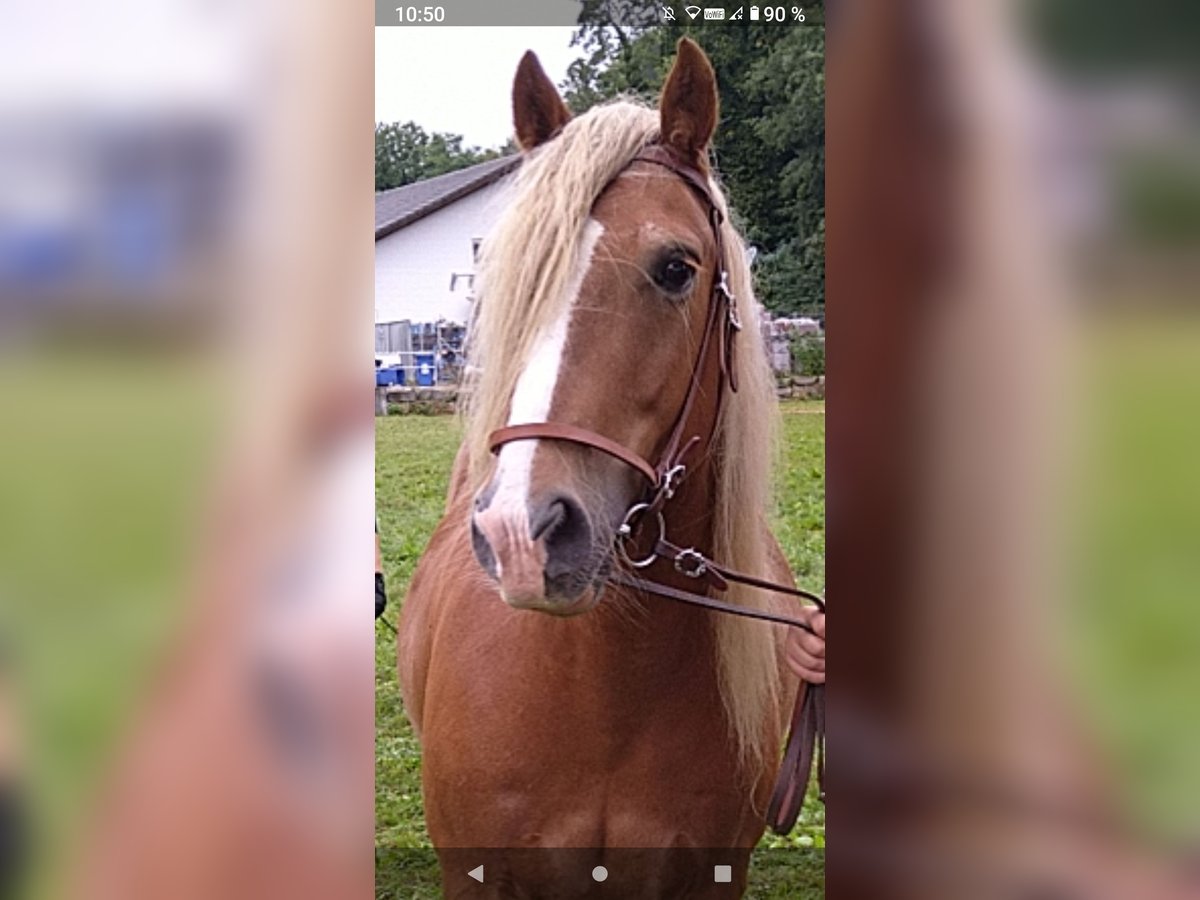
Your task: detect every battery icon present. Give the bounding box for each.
[749,6,759,19]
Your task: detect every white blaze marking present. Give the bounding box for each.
[488,218,604,544]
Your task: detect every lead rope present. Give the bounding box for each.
[609,563,825,834]
[611,522,826,835]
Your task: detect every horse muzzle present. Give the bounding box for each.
[470,488,601,613]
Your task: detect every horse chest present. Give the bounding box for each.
[422,649,752,849]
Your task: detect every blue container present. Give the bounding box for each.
[375,366,403,387]
[415,353,436,387]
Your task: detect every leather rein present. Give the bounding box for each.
[487,144,825,835]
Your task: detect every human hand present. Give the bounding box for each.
[785,610,825,684]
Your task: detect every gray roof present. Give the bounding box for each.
[375,155,520,241]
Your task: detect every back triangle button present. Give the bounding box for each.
[468,864,484,883]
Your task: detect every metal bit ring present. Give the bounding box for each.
[616,502,666,569]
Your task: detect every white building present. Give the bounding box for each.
[374,155,520,348]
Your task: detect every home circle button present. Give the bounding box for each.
[591,865,608,882]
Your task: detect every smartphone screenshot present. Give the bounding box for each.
[374,3,826,896]
[6,1,1200,898]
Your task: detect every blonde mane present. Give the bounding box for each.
[462,99,786,772]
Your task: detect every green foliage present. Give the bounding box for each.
[561,15,825,316]
[790,334,825,377]
[758,219,825,313]
[1027,0,1200,73]
[375,403,826,894]
[386,399,456,416]
[375,121,502,192]
[1117,151,1200,246]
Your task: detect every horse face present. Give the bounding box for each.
[471,40,721,614]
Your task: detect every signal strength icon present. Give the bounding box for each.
[684,5,701,18]
[731,6,743,18]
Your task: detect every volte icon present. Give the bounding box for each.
[684,5,701,18]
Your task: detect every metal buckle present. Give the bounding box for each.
[674,548,709,579]
[717,270,734,301]
[660,464,686,500]
[718,271,742,331]
[616,502,666,569]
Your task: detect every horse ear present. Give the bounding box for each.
[659,38,719,169]
[512,51,571,151]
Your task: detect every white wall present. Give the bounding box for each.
[374,179,509,326]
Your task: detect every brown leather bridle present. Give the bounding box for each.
[487,143,825,835]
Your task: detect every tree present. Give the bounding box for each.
[1028,0,1200,74]
[375,122,503,191]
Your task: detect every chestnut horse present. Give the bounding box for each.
[398,40,807,897]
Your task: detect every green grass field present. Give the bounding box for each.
[0,355,217,896]
[375,401,826,897]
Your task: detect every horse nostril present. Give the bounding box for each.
[529,493,592,578]
[474,481,497,514]
[530,499,567,542]
[470,516,498,578]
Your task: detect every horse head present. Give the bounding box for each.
[470,40,730,614]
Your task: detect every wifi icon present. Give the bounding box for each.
[685,5,701,18]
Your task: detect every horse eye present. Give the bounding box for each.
[655,258,695,295]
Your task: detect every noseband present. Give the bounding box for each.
[487,143,825,835]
